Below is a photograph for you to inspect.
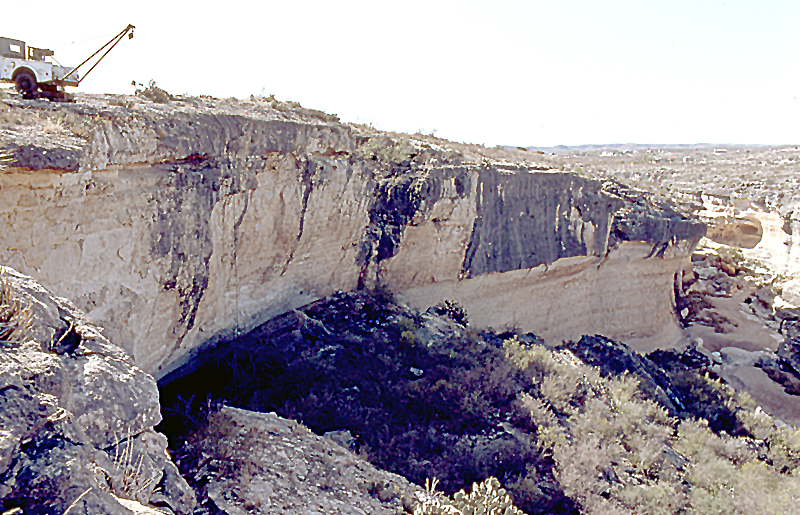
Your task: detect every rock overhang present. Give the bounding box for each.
[0,92,706,377]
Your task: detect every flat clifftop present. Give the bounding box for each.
[1,89,704,377]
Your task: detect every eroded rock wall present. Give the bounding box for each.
[700,194,800,304]
[0,94,705,378]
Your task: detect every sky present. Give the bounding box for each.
[3,0,799,147]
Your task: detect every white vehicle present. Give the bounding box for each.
[0,37,79,100]
[0,25,134,101]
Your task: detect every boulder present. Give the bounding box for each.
[0,267,195,514]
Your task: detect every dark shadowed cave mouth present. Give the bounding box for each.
[155,290,753,515]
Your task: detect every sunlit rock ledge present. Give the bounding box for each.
[700,194,800,306]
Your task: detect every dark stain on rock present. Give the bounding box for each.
[148,156,253,344]
[604,181,707,248]
[463,170,622,277]
[356,177,425,286]
[357,167,473,286]
[297,158,316,242]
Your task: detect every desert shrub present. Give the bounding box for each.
[267,97,339,122]
[107,95,134,108]
[159,291,800,515]
[0,274,32,344]
[674,418,800,515]
[354,136,418,170]
[543,373,684,515]
[666,370,746,435]
[415,477,525,515]
[135,80,173,103]
[765,426,800,473]
[159,291,569,513]
[430,300,469,327]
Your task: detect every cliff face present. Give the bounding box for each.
[0,93,704,378]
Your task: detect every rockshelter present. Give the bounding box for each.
[0,92,704,378]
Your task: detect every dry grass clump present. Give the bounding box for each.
[0,274,32,344]
[107,426,155,502]
[0,102,94,139]
[135,80,173,104]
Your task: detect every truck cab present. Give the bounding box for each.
[0,37,79,100]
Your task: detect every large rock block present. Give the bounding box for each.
[0,267,194,514]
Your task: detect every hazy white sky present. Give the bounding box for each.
[4,0,799,146]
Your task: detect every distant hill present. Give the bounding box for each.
[521,143,765,154]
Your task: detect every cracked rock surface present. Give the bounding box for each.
[177,406,421,515]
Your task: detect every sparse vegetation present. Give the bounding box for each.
[158,289,800,514]
[135,80,174,103]
[429,299,469,327]
[181,408,261,484]
[416,477,525,515]
[109,429,154,502]
[253,93,340,122]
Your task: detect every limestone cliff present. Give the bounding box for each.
[0,92,704,378]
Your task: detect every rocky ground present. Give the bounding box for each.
[176,407,420,515]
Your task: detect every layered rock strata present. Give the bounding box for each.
[0,93,704,378]
[0,266,195,514]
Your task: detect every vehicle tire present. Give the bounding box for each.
[14,71,37,94]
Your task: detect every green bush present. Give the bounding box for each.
[415,477,524,515]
